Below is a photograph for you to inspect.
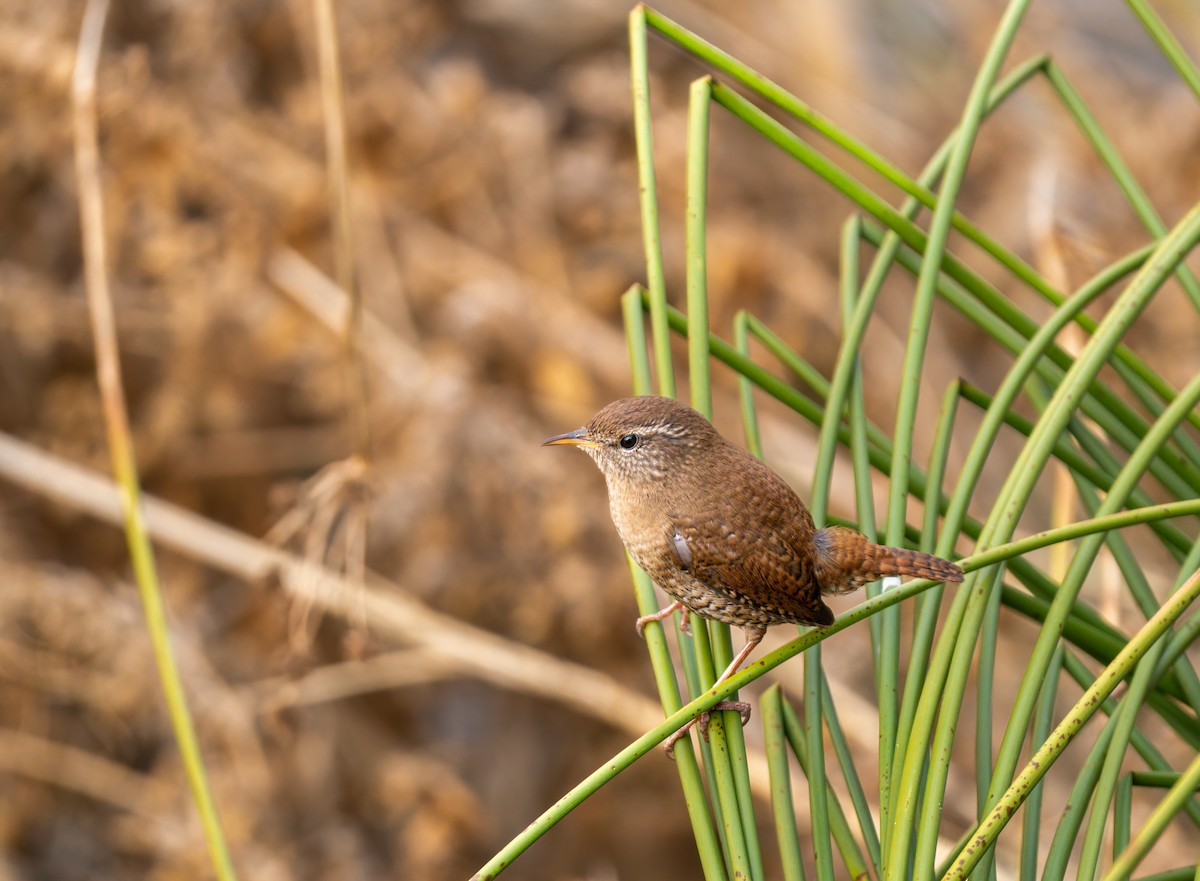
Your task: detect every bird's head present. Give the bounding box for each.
[542,396,719,484]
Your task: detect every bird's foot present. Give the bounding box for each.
[698,701,752,737]
[634,600,687,638]
[679,610,692,635]
[663,701,752,757]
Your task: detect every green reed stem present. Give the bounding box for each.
[629,8,674,397]
[942,568,1200,881]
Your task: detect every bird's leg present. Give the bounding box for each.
[663,625,765,756]
[635,600,688,637]
[712,627,764,687]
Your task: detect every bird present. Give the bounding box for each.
[544,395,964,753]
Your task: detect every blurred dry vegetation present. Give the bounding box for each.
[0,0,1198,879]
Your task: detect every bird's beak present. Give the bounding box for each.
[541,427,600,448]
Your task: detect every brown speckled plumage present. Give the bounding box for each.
[544,396,964,749]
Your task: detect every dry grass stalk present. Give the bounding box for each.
[0,728,176,818]
[71,1,235,874]
[0,429,664,735]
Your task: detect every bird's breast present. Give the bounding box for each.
[606,484,676,574]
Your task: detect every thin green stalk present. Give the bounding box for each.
[622,285,653,395]
[629,7,674,397]
[1157,604,1200,699]
[721,386,767,881]
[806,220,883,854]
[1039,693,1125,881]
[1060,651,1200,832]
[684,614,739,872]
[744,218,880,880]
[1019,644,1062,881]
[892,384,964,868]
[731,318,770,880]
[1115,773,1133,860]
[893,381,959,805]
[884,17,1034,869]
[793,219,848,881]
[686,76,714,420]
[706,721,755,881]
[763,686,807,881]
[1043,59,1200,315]
[920,381,960,560]
[1124,0,1200,100]
[745,314,830,400]
[821,674,882,875]
[809,216,858,517]
[1075,637,1172,881]
[73,3,235,878]
[836,223,885,877]
[1131,772,1190,788]
[841,290,878,547]
[971,582,1004,881]
[974,575,1003,821]
[685,638,734,867]
[805,648,835,881]
[781,698,871,880]
[1128,870,1200,881]
[1101,750,1200,881]
[834,215,905,849]
[725,709,763,881]
[733,312,763,457]
[942,568,1200,881]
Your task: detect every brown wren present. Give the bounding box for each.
[544,395,963,751]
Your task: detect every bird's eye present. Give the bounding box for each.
[619,433,639,450]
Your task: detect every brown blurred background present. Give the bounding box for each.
[1,1,1198,879]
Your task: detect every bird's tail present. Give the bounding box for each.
[813,526,964,595]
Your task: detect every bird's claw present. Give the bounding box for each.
[663,701,753,758]
[698,701,752,737]
[634,601,689,638]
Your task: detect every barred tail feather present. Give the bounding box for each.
[813,526,964,596]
